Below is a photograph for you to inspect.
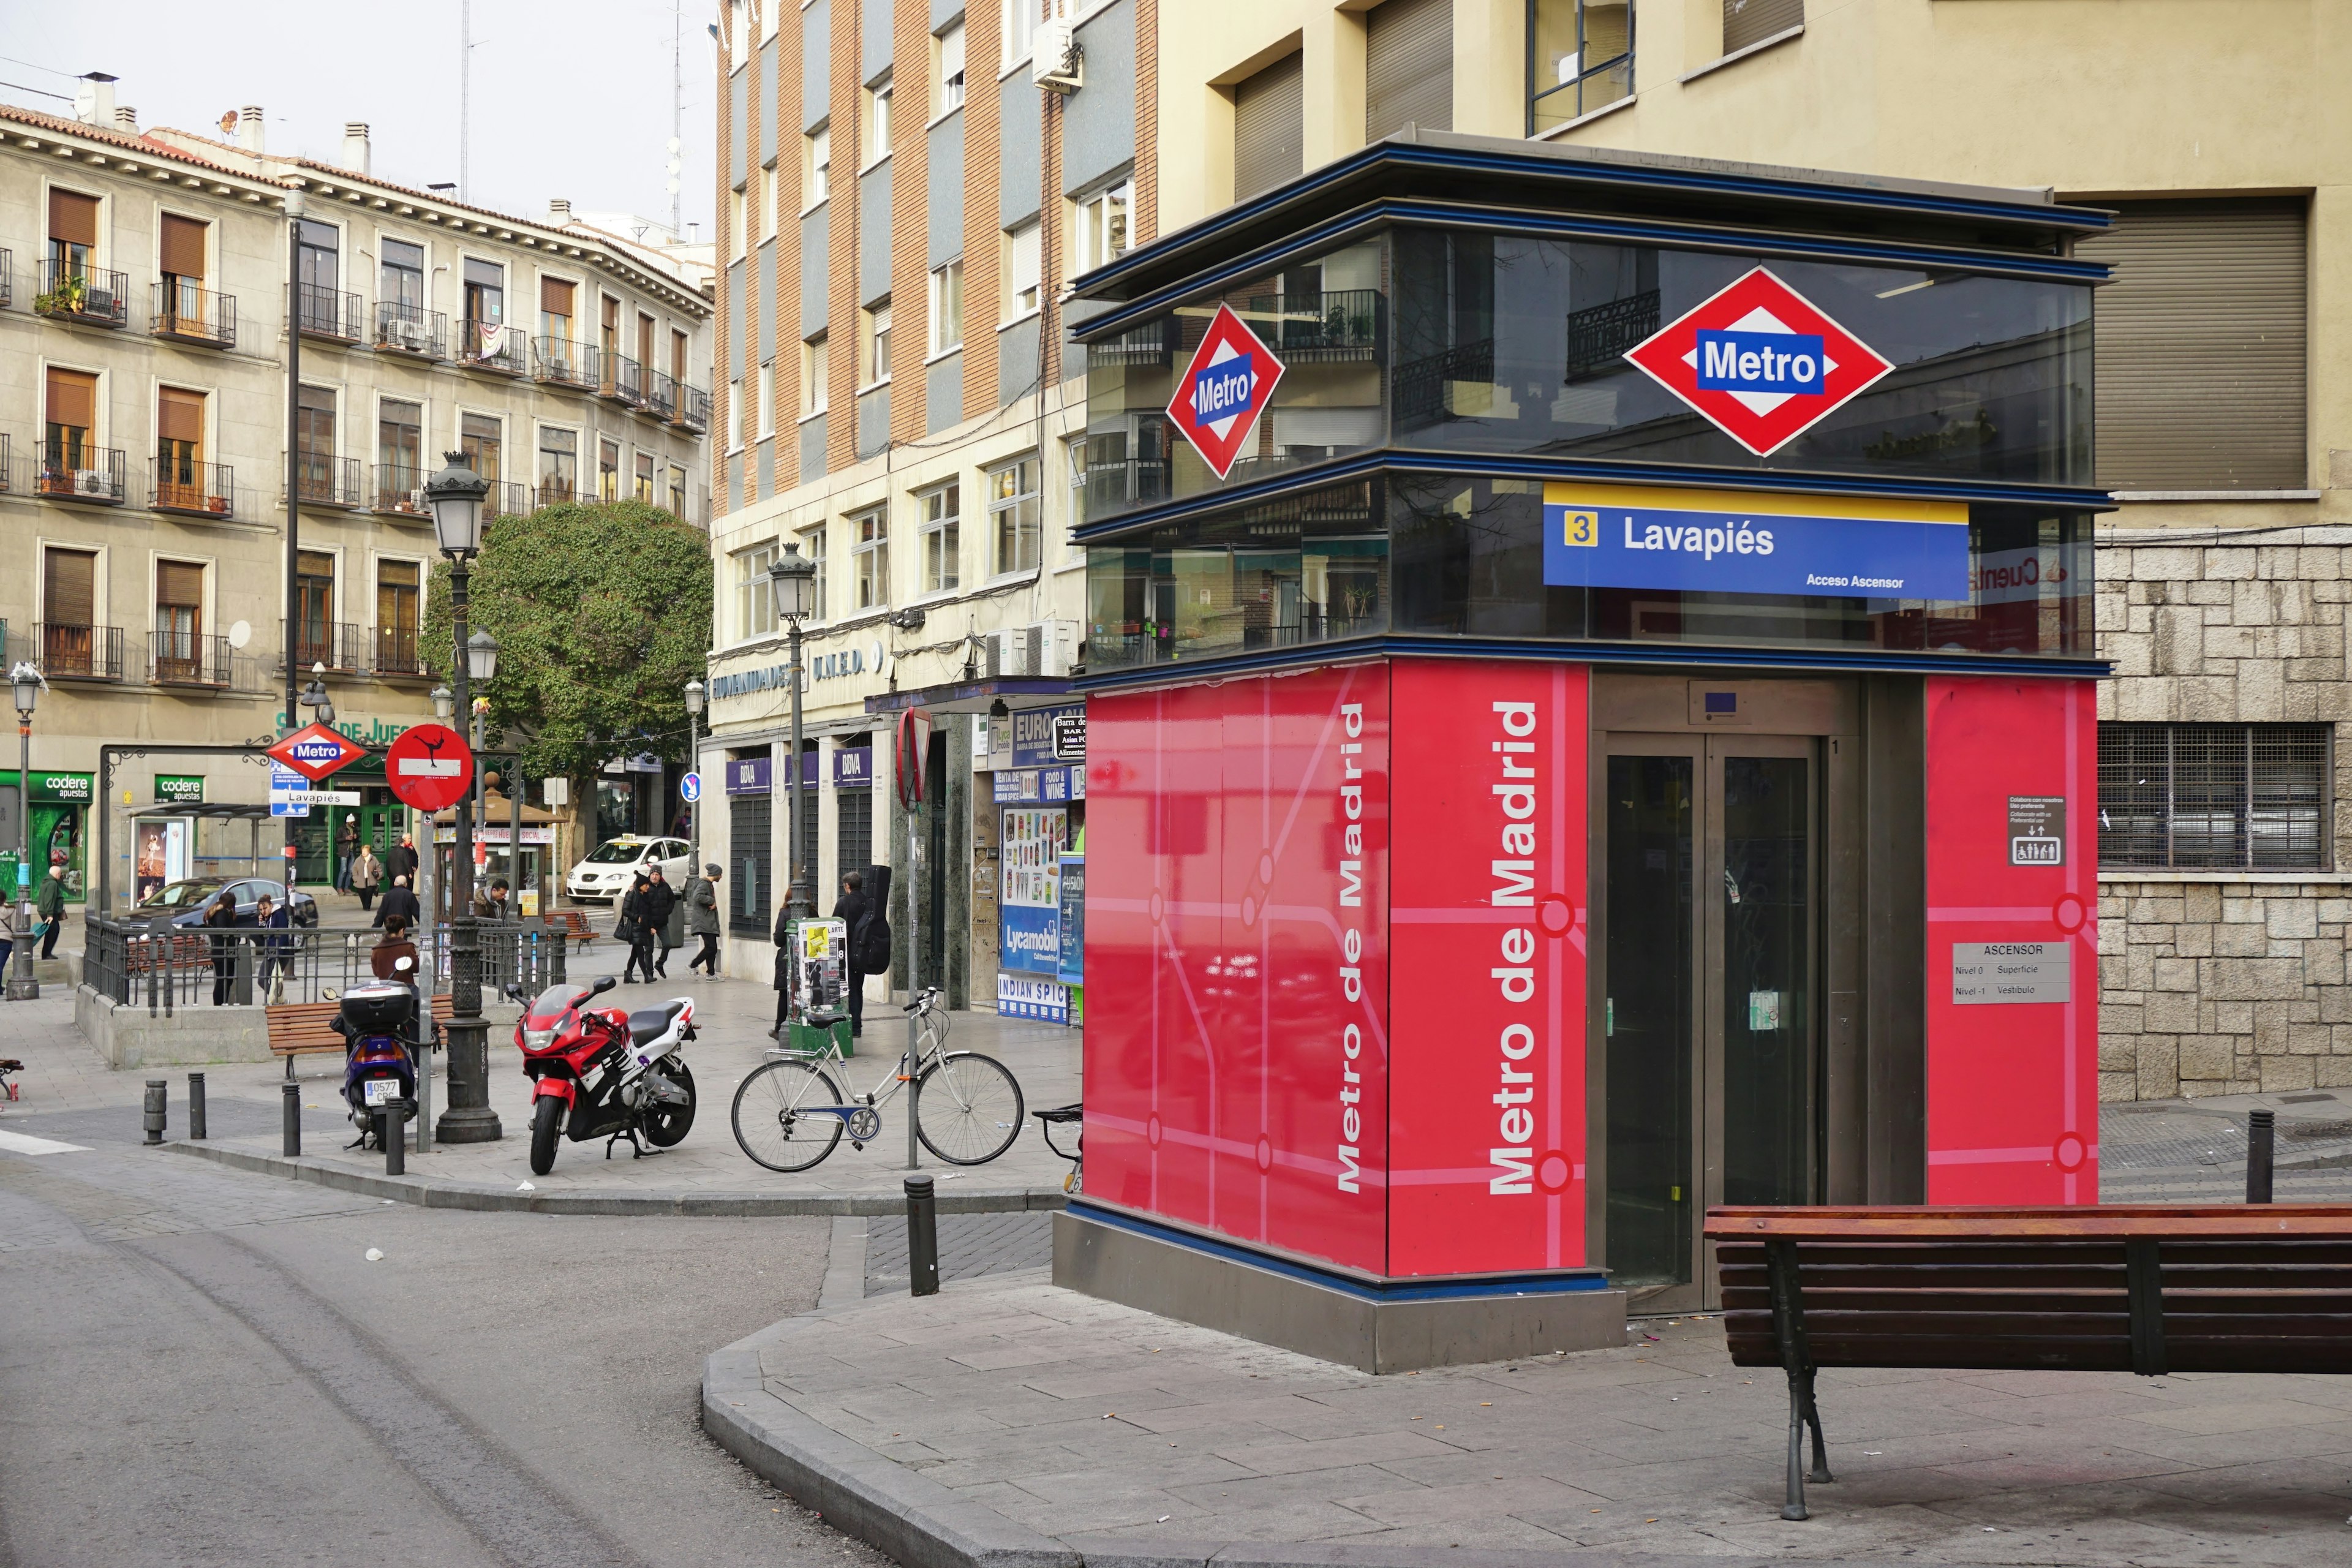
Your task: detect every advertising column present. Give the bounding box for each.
[995,704,1087,1024]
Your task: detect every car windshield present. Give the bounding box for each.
[140,880,225,909]
[584,840,644,864]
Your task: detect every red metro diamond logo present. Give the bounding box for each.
[266,722,367,783]
[1622,267,1894,458]
[1167,303,1286,481]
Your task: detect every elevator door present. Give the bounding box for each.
[1601,734,1819,1313]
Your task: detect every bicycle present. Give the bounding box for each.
[729,987,1025,1172]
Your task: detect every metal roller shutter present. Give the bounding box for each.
[157,388,205,445]
[160,215,207,279]
[1233,53,1304,204]
[48,189,98,246]
[1724,0,1803,55]
[1366,0,1452,141]
[2076,198,2308,491]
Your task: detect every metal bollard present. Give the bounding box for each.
[905,1174,940,1297]
[2248,1107,2276,1204]
[187,1072,207,1140]
[382,1101,408,1176]
[282,1079,302,1158]
[142,1079,167,1145]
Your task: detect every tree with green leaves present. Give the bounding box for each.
[425,500,711,848]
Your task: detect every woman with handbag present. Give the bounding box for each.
[350,843,382,912]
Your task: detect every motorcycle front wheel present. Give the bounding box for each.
[731,1060,844,1172]
[641,1060,696,1147]
[529,1096,563,1175]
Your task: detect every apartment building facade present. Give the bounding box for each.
[703,0,1145,1015]
[0,87,712,909]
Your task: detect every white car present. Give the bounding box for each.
[565,835,692,904]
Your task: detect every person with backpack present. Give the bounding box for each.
[832,870,889,1040]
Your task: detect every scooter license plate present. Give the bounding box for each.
[361,1077,401,1107]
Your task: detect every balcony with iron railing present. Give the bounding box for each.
[598,352,646,408]
[34,260,130,327]
[288,620,366,673]
[1242,289,1383,362]
[35,439,127,505]
[371,461,431,518]
[0,247,11,308]
[374,300,447,360]
[671,382,710,434]
[151,281,236,348]
[296,282,364,342]
[38,623,126,681]
[458,319,527,375]
[533,337,597,390]
[290,452,364,509]
[371,624,430,679]
[533,480,580,511]
[484,478,532,519]
[152,454,235,518]
[149,630,233,688]
[0,433,12,496]
[644,369,680,422]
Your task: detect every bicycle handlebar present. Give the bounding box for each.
[900,986,943,1015]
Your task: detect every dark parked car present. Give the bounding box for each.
[134,877,320,928]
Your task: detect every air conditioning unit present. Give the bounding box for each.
[985,620,1079,679]
[74,469,109,497]
[1033,21,1082,92]
[407,488,429,513]
[384,316,428,352]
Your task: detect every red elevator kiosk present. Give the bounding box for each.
[1059,133,2107,1371]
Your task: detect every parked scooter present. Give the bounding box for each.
[507,976,699,1175]
[325,954,425,1150]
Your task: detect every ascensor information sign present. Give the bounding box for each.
[1541,483,1971,601]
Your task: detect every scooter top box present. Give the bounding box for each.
[337,982,415,1035]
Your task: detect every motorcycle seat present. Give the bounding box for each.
[627,1001,687,1044]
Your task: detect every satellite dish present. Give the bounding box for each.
[227,620,251,650]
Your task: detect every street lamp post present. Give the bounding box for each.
[295,662,334,909]
[424,453,501,1143]
[282,187,306,922]
[767,548,817,925]
[7,663,42,1001]
[683,679,704,873]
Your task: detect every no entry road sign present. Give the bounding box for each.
[385,723,475,813]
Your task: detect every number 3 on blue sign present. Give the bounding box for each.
[1562,510,1599,548]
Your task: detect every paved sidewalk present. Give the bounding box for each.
[710,1272,2352,1568]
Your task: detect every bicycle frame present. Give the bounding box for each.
[767,991,949,1121]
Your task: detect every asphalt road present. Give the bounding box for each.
[0,1122,891,1568]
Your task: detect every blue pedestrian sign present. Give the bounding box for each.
[679,771,703,803]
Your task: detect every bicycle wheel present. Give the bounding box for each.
[914,1051,1025,1165]
[731,1059,846,1172]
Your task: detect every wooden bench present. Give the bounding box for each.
[1705,1204,2352,1521]
[549,908,599,949]
[267,994,456,1077]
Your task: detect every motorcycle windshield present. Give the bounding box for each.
[527,983,590,1026]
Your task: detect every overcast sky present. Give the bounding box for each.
[2,0,717,240]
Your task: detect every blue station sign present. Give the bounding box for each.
[1541,483,1971,601]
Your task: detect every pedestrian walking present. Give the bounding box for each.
[203,892,238,1006]
[350,844,382,911]
[335,817,360,893]
[253,892,292,1003]
[685,863,722,975]
[385,835,418,888]
[374,874,420,932]
[35,864,66,961]
[646,866,680,979]
[770,895,796,1037]
[617,873,655,984]
[832,871,877,1039]
[371,914,419,982]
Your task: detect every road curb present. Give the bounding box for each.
[160,1140,1068,1216]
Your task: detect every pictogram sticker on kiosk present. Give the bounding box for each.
[1623,267,1894,457]
[1167,303,1287,480]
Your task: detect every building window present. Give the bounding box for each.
[1071,180,1132,274]
[988,455,1041,575]
[730,377,747,448]
[731,184,747,260]
[295,550,336,665]
[1529,1,1634,134]
[598,437,622,500]
[736,541,780,639]
[864,75,892,165]
[862,300,892,386]
[804,127,830,210]
[294,217,341,333]
[377,398,423,508]
[1722,0,1801,55]
[461,412,503,484]
[929,261,964,357]
[155,387,207,510]
[1003,221,1041,320]
[668,463,688,518]
[47,187,98,281]
[2076,198,2309,492]
[1365,0,1454,141]
[295,383,337,502]
[379,235,424,328]
[1003,0,1038,64]
[155,560,204,678]
[803,526,829,622]
[729,785,772,935]
[538,427,578,503]
[802,333,830,418]
[377,559,421,673]
[40,546,99,674]
[635,450,656,503]
[919,481,960,594]
[159,213,209,330]
[1232,54,1303,203]
[672,327,690,388]
[933,20,967,118]
[853,507,889,609]
[1065,434,1088,531]
[462,257,505,360]
[758,361,775,438]
[837,771,873,879]
[2098,723,2331,871]
[761,163,780,243]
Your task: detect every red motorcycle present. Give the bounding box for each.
[507,976,699,1175]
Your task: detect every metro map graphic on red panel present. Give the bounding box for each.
[1166,303,1286,480]
[1623,267,1894,456]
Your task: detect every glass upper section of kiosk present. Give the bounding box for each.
[1078,231,2095,526]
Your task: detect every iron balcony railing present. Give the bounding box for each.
[288,619,366,673]
[1242,289,1382,361]
[292,452,364,508]
[644,369,680,422]
[85,918,577,1013]
[153,454,235,518]
[671,383,710,434]
[1084,457,1174,516]
[151,281,237,347]
[458,318,527,374]
[1087,320,1178,368]
[36,439,128,504]
[533,481,579,511]
[35,260,130,327]
[1564,290,1660,380]
[1394,339,1498,426]
[296,282,364,341]
[0,247,11,307]
[0,433,12,496]
[374,300,448,360]
[372,461,432,517]
[38,622,126,680]
[149,630,232,687]
[533,336,597,389]
[598,352,645,407]
[372,624,429,678]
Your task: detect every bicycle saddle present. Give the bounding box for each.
[627,1001,687,1042]
[802,1008,848,1029]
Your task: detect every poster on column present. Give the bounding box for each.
[998,807,1067,976]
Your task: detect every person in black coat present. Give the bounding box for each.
[618,873,656,984]
[642,867,679,979]
[372,874,421,931]
[831,872,872,1039]
[770,883,802,1038]
[203,892,239,1006]
[384,835,419,887]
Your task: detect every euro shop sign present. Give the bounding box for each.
[1623,267,1893,456]
[266,722,368,783]
[1166,303,1286,480]
[1542,483,1970,601]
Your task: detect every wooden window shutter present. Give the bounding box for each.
[157,561,204,609]
[1365,0,1453,141]
[2076,198,2309,491]
[160,214,208,278]
[48,189,99,246]
[1233,53,1305,204]
[541,276,575,316]
[298,551,337,579]
[43,549,96,625]
[157,388,206,446]
[45,368,97,429]
[1724,0,1803,55]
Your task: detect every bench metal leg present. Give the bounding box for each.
[1801,1366,1833,1484]
[1782,1370,1809,1520]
